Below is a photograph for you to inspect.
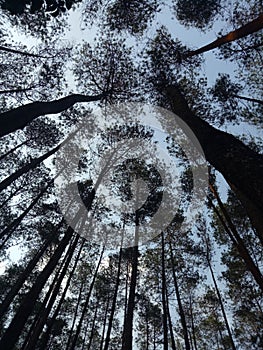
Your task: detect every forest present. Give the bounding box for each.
[0,0,262,349]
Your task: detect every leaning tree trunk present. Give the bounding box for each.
[208,184,263,291]
[0,219,64,320]
[166,86,263,241]
[0,226,74,350]
[0,93,104,137]
[184,14,263,57]
[39,240,85,350]
[24,235,80,350]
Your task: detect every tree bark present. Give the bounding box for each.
[0,93,103,138]
[166,86,263,240]
[185,14,263,57]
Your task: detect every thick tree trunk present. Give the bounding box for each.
[0,93,103,138]
[185,14,263,57]
[166,86,263,240]
[0,226,74,350]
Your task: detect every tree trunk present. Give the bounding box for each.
[0,93,104,137]
[0,45,52,58]
[185,14,263,57]
[166,86,263,240]
[161,232,169,350]
[86,300,99,350]
[208,184,263,291]
[233,94,263,105]
[39,239,85,350]
[24,234,79,350]
[165,284,177,350]
[0,226,74,350]
[0,219,64,320]
[99,296,110,350]
[0,178,55,244]
[0,140,27,161]
[0,143,61,193]
[69,246,105,350]
[104,247,123,350]
[169,238,191,350]
[207,258,237,350]
[121,224,139,350]
[65,279,85,350]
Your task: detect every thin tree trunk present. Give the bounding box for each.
[0,93,104,137]
[209,191,263,293]
[99,296,110,350]
[0,143,61,192]
[161,232,169,350]
[20,238,72,350]
[169,239,191,350]
[0,45,52,58]
[185,14,263,57]
[86,300,99,350]
[24,234,80,350]
[39,239,85,350]
[189,295,198,350]
[165,285,177,350]
[0,219,64,320]
[166,86,263,240]
[69,246,105,350]
[122,222,139,350]
[0,225,74,350]
[0,178,55,244]
[0,140,27,161]
[65,279,85,350]
[233,94,263,105]
[104,246,123,350]
[207,258,237,350]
